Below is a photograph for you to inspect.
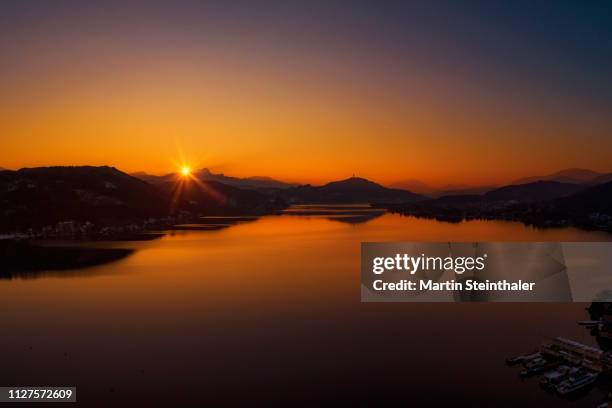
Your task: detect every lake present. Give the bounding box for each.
[0,210,611,406]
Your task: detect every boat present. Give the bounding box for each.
[540,366,583,389]
[506,351,541,366]
[556,371,598,395]
[539,365,572,388]
[520,358,561,377]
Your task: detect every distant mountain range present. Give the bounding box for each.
[154,177,283,214]
[2,166,612,233]
[407,181,585,210]
[389,179,496,196]
[386,179,612,231]
[484,181,585,202]
[0,169,426,232]
[512,168,612,185]
[389,168,612,197]
[0,166,283,231]
[431,186,498,198]
[281,177,424,204]
[389,179,437,195]
[133,166,612,199]
[133,168,295,190]
[136,170,426,204]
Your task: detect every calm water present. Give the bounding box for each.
[1,212,611,406]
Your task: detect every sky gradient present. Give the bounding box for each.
[1,1,611,186]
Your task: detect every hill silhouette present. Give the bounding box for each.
[155,178,284,214]
[385,179,612,231]
[484,181,585,202]
[389,179,497,197]
[388,179,435,195]
[197,168,295,189]
[555,181,612,215]
[283,177,424,204]
[518,181,612,230]
[590,173,612,185]
[0,166,167,230]
[512,168,606,185]
[3,167,612,234]
[403,181,585,208]
[0,166,286,232]
[133,168,295,190]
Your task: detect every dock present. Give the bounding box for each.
[541,337,612,373]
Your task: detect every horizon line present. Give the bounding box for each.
[2,164,611,192]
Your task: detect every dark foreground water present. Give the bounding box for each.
[0,211,611,407]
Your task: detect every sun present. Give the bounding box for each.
[180,166,191,177]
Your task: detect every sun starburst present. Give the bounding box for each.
[180,166,191,177]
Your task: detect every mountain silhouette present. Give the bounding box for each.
[555,181,612,214]
[0,166,167,230]
[414,181,583,207]
[195,168,296,189]
[155,178,284,214]
[386,179,612,231]
[512,168,605,185]
[132,168,295,190]
[283,177,424,204]
[389,179,497,197]
[0,166,288,232]
[484,181,585,202]
[388,179,435,195]
[431,185,497,198]
[4,166,611,234]
[521,181,612,230]
[590,173,612,185]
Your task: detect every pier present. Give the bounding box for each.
[541,337,612,373]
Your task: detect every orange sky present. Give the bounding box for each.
[1,3,611,187]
